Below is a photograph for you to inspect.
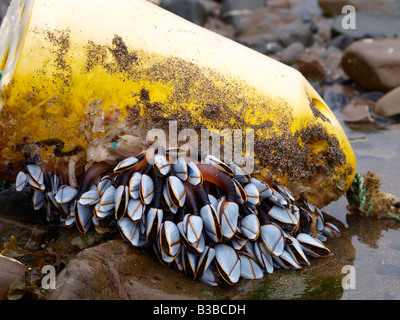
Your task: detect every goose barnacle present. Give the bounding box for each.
[15,150,340,287]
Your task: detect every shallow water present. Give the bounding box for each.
[323,115,400,300]
[278,111,400,300]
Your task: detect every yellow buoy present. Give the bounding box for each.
[0,0,355,207]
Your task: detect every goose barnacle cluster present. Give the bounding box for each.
[15,148,340,286]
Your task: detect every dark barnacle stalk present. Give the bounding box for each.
[114,169,132,221]
[196,164,239,240]
[146,171,164,245]
[193,183,223,243]
[178,183,204,255]
[15,148,342,287]
[73,162,110,233]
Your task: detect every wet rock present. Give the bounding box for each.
[47,239,205,300]
[294,44,344,81]
[267,0,304,9]
[0,215,49,251]
[341,99,373,123]
[0,187,43,223]
[197,0,221,17]
[280,42,305,65]
[341,39,400,91]
[0,186,49,251]
[361,91,385,102]
[372,86,400,117]
[312,16,334,45]
[204,17,236,39]
[0,255,27,300]
[219,0,266,26]
[318,0,397,17]
[160,0,208,26]
[323,81,358,97]
[330,34,355,50]
[276,19,314,47]
[332,12,400,40]
[265,41,284,54]
[296,53,326,80]
[234,8,314,54]
[290,0,323,33]
[323,89,351,111]
[290,0,323,18]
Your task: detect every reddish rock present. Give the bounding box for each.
[341,39,400,91]
[294,45,345,81]
[297,54,326,80]
[341,99,373,123]
[372,86,400,117]
[0,255,27,300]
[46,239,206,300]
[0,215,48,251]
